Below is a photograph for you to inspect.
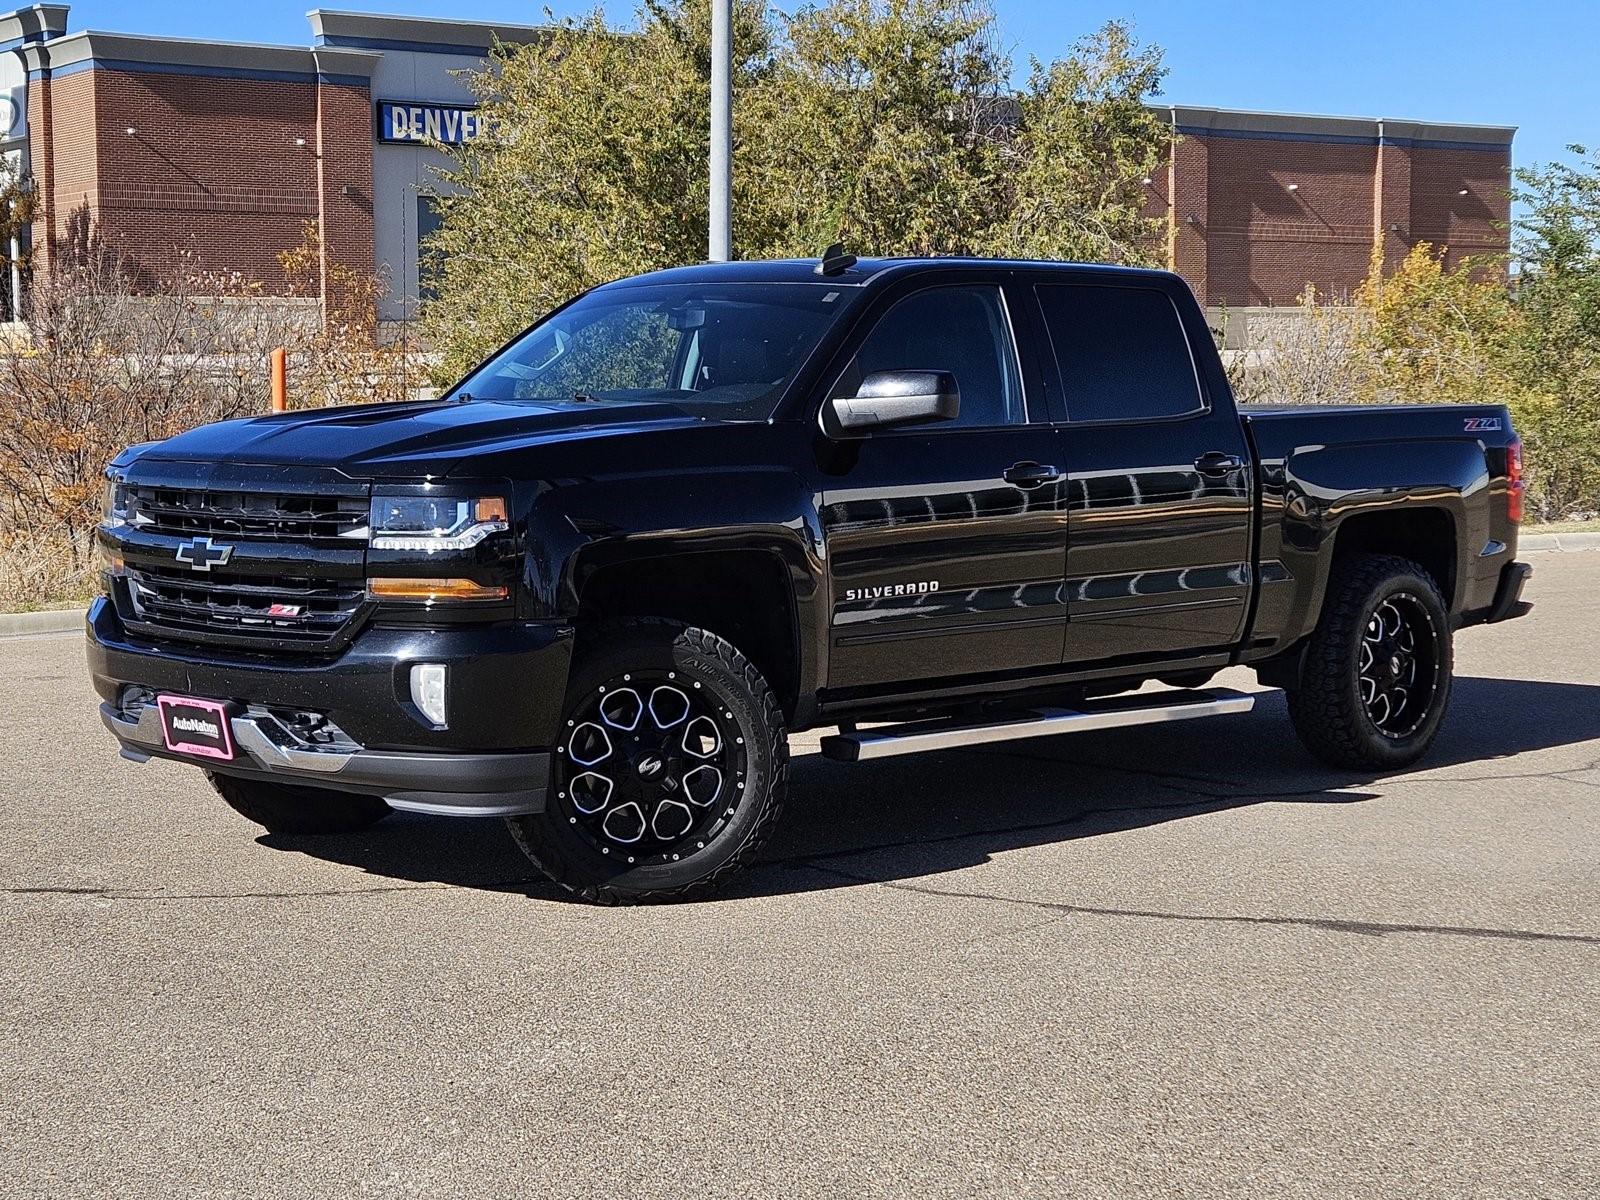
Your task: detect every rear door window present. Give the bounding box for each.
[1036,285,1205,423]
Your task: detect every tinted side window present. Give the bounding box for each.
[1037,285,1204,422]
[834,286,1023,427]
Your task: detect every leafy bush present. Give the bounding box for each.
[1223,288,1372,408]
[1229,228,1600,520]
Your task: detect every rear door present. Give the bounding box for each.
[1031,278,1255,667]
[819,278,1069,693]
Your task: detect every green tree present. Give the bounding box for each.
[421,1,773,382]
[985,20,1168,263]
[1512,148,1600,516]
[422,0,1170,380]
[741,0,1008,258]
[1356,244,1525,411]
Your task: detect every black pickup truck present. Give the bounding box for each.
[90,256,1532,903]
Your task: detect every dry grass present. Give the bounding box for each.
[1526,516,1600,535]
[0,528,98,612]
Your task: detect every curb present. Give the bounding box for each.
[1520,531,1600,553]
[0,607,86,637]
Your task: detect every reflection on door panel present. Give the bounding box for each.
[1060,453,1253,663]
[1031,281,1256,667]
[822,433,1068,690]
[822,282,1069,692]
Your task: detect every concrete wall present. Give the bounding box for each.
[365,47,483,322]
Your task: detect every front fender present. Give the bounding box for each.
[520,465,828,708]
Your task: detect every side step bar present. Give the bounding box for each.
[818,687,1256,763]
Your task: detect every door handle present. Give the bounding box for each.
[1193,451,1245,477]
[1004,461,1062,488]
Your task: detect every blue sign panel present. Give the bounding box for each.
[377,101,484,146]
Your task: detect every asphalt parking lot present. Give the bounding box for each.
[3,550,1598,1198]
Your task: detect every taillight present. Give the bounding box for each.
[1507,438,1525,524]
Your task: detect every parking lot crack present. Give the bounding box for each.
[4,882,461,901]
[797,864,1600,947]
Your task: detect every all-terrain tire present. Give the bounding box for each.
[1286,554,1453,771]
[207,772,392,835]
[507,619,788,905]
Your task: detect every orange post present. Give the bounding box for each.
[270,347,287,413]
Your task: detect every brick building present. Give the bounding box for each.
[1155,106,1513,309]
[0,4,1515,326]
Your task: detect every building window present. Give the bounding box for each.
[416,195,443,303]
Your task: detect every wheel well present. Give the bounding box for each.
[1330,507,1458,602]
[575,550,801,719]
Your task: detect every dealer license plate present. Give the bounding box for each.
[155,694,237,762]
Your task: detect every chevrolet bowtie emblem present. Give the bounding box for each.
[174,536,235,572]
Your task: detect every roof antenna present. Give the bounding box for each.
[815,242,857,277]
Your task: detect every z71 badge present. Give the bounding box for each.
[1463,416,1503,433]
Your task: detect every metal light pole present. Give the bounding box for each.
[709,0,732,261]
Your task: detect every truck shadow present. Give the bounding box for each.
[261,676,1600,902]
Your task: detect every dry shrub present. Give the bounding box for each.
[0,214,428,611]
[279,220,426,408]
[0,527,94,610]
[1223,288,1373,408]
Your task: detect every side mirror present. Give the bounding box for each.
[829,370,960,433]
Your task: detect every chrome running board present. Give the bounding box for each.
[819,687,1256,763]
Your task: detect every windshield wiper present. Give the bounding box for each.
[571,391,603,404]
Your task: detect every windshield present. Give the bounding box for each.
[453,282,857,419]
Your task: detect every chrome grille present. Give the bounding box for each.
[125,484,368,543]
[124,565,365,651]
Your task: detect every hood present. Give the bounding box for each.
[138,397,707,478]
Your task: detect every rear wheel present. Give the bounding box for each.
[1286,554,1453,770]
[507,619,787,905]
[207,773,391,835]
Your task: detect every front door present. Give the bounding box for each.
[820,283,1069,693]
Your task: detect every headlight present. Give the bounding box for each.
[102,475,129,529]
[369,494,508,552]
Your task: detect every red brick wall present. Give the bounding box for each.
[87,70,320,291]
[1374,141,1412,275]
[28,68,99,272]
[313,78,375,298]
[1168,135,1208,303]
[1408,145,1512,271]
[1156,131,1512,307]
[29,64,378,310]
[1204,136,1378,306]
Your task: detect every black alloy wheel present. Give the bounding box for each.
[1287,554,1454,771]
[557,669,747,865]
[1356,592,1442,740]
[506,620,787,904]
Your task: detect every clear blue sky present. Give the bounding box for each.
[63,0,1596,172]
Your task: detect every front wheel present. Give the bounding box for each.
[507,620,788,905]
[1286,554,1453,770]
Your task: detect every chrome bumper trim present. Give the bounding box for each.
[98,700,549,817]
[100,702,355,774]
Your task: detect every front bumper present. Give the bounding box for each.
[87,597,569,816]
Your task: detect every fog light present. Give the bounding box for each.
[410,663,448,727]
